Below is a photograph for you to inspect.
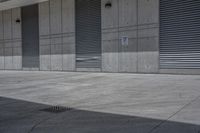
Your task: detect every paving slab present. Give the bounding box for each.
[0,71,200,133]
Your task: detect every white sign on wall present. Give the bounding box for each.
[121,36,129,46]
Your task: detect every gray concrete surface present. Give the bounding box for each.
[0,71,200,133]
[0,0,161,73]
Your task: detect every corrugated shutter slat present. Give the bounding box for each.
[160,0,200,69]
[75,0,101,68]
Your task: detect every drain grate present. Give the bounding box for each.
[40,106,72,113]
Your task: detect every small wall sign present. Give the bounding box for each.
[121,36,129,46]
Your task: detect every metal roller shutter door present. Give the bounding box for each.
[22,4,39,68]
[75,0,101,68]
[160,0,200,69]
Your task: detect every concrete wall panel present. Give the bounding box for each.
[138,26,159,38]
[119,0,137,27]
[50,0,62,34]
[102,40,119,72]
[12,8,22,70]
[102,29,118,41]
[4,41,12,48]
[12,40,21,47]
[63,53,75,71]
[119,52,137,72]
[4,48,12,70]
[0,48,4,69]
[119,27,137,72]
[102,29,119,72]
[138,51,159,73]
[62,36,75,71]
[137,0,159,73]
[39,0,76,71]
[0,12,4,69]
[39,1,51,71]
[102,53,119,72]
[102,0,119,29]
[39,37,50,46]
[138,0,159,25]
[50,44,62,71]
[138,37,159,73]
[0,41,3,49]
[101,0,159,73]
[62,0,75,33]
[0,41,4,49]
[12,47,22,70]
[62,0,75,71]
[63,35,75,44]
[49,0,63,71]
[3,10,13,70]
[0,11,3,40]
[3,10,12,40]
[40,45,51,70]
[50,36,62,45]
[119,37,137,72]
[39,1,50,36]
[12,8,21,39]
[0,8,22,70]
[102,0,119,72]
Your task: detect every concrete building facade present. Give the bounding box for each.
[0,0,199,74]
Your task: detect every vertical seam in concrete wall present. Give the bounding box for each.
[11,9,13,70]
[158,0,160,71]
[101,0,106,72]
[100,0,102,72]
[74,0,76,71]
[100,0,102,71]
[38,3,41,71]
[37,5,41,71]
[20,8,22,70]
[37,3,40,71]
[117,0,120,72]
[38,4,40,70]
[2,11,5,70]
[74,0,77,71]
[61,0,63,71]
[136,0,138,72]
[48,0,52,71]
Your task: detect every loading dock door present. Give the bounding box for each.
[22,4,39,68]
[160,0,200,69]
[75,0,101,69]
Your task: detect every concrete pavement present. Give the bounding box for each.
[0,71,200,133]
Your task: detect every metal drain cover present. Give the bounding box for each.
[40,106,72,113]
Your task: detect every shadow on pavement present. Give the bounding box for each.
[0,96,200,133]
